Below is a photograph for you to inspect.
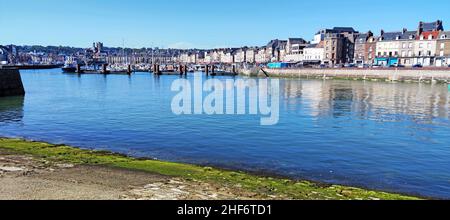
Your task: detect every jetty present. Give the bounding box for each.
[0,66,25,97]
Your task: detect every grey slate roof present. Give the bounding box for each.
[332,27,357,33]
[421,21,444,32]
[399,31,417,40]
[439,31,450,39]
[380,31,402,41]
[288,38,307,44]
[356,34,368,42]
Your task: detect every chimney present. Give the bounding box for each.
[437,20,443,31]
[417,22,424,35]
[380,29,385,36]
[402,28,407,34]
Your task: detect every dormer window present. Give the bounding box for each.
[409,35,414,40]
[420,35,425,40]
[396,36,400,40]
[428,35,433,40]
[441,35,447,39]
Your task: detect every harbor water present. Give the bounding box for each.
[0,69,449,198]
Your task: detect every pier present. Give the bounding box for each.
[0,67,25,97]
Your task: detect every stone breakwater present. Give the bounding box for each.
[241,68,450,83]
[0,68,25,97]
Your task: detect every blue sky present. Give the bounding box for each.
[1,0,449,49]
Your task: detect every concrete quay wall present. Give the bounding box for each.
[243,68,450,83]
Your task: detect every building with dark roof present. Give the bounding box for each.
[354,31,376,65]
[436,31,450,66]
[322,28,359,66]
[418,20,444,35]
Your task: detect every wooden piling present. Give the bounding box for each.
[76,64,82,74]
[205,65,209,76]
[179,65,184,75]
[127,64,132,75]
[102,63,108,74]
[156,64,161,75]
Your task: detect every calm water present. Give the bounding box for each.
[1,69,450,198]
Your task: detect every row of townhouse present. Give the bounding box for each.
[175,20,449,67]
[356,20,450,67]
[176,27,359,67]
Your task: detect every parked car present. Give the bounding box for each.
[390,64,405,68]
[334,64,344,68]
[344,63,356,68]
[358,64,370,68]
[372,64,381,68]
[413,64,423,68]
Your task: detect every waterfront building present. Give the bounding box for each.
[375,30,402,66]
[354,31,374,65]
[265,39,287,62]
[414,31,439,66]
[0,46,9,65]
[364,34,377,65]
[398,29,417,66]
[245,47,257,63]
[322,27,358,66]
[303,42,325,65]
[204,51,213,64]
[179,52,191,64]
[284,38,308,62]
[413,20,444,66]
[221,49,236,64]
[234,48,247,63]
[255,47,268,64]
[436,31,450,66]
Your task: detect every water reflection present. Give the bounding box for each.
[0,96,24,124]
[283,80,450,123]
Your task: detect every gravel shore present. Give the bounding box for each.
[0,148,265,200]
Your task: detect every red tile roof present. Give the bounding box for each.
[417,31,440,40]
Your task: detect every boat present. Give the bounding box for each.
[62,63,77,73]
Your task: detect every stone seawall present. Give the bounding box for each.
[0,68,25,97]
[242,68,450,83]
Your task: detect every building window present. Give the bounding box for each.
[419,43,423,48]
[441,43,445,49]
[409,42,413,48]
[441,51,445,56]
[402,43,407,48]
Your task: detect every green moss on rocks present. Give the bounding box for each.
[0,138,420,200]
